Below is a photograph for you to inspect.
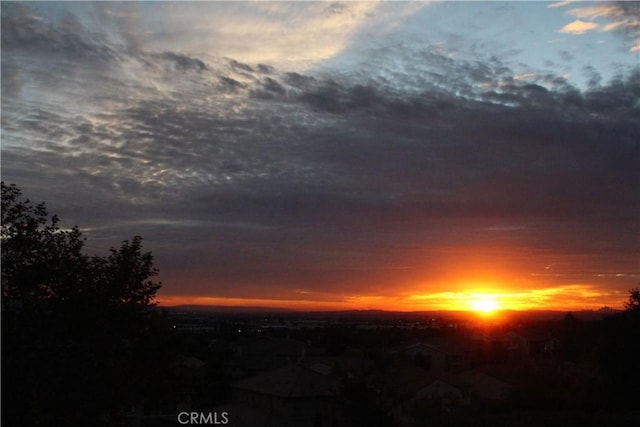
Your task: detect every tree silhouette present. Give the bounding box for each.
[1,182,176,426]
[625,286,640,313]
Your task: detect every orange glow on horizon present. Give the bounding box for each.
[155,295,355,312]
[404,283,628,312]
[469,294,500,314]
[156,282,629,312]
[156,242,637,312]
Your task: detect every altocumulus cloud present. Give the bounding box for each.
[2,2,639,305]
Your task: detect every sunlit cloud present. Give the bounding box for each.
[559,19,599,34]
[547,1,576,9]
[567,6,624,20]
[513,72,537,80]
[563,3,640,52]
[131,2,428,71]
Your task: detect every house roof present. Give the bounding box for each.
[372,367,465,404]
[303,355,374,376]
[234,336,309,357]
[454,369,510,401]
[231,364,339,398]
[389,339,470,357]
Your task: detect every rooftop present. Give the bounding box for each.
[232,364,339,398]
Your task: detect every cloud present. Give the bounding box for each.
[2,2,638,305]
[559,19,599,34]
[563,2,640,52]
[0,3,117,61]
[121,1,426,70]
[567,5,624,20]
[547,1,576,9]
[154,52,207,73]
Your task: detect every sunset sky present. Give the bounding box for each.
[2,1,639,312]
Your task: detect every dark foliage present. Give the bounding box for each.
[1,182,177,426]
[596,287,640,410]
[625,287,640,312]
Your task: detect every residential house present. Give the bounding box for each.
[370,367,465,426]
[224,336,321,379]
[389,341,470,372]
[454,369,511,403]
[229,364,341,427]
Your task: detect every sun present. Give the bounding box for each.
[470,295,500,313]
